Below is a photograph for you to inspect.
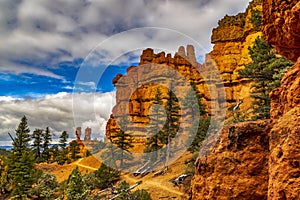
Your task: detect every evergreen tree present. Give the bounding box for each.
[115,181,131,200]
[182,84,209,153]
[50,144,59,163]
[145,88,165,161]
[113,116,133,169]
[70,141,80,161]
[182,84,206,119]
[66,167,89,200]
[57,131,69,164]
[59,131,68,150]
[84,163,120,190]
[115,181,152,200]
[161,85,180,167]
[91,140,105,154]
[0,157,10,195]
[7,116,36,198]
[101,139,118,168]
[11,116,31,153]
[187,118,210,153]
[42,127,52,162]
[250,9,262,31]
[131,189,152,200]
[31,129,43,162]
[239,36,293,119]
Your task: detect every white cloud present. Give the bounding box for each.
[0,96,21,102]
[0,0,252,144]
[0,92,116,145]
[0,0,251,78]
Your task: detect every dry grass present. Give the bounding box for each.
[36,151,192,199]
[121,151,192,200]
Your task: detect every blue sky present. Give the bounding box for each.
[0,59,130,98]
[0,0,251,144]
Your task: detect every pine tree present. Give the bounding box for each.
[239,36,293,119]
[131,189,152,200]
[0,157,10,195]
[70,141,80,161]
[187,118,210,153]
[50,144,59,163]
[182,84,206,119]
[57,131,69,164]
[182,84,208,153]
[101,139,118,168]
[59,131,68,150]
[115,181,131,200]
[115,181,152,200]
[250,9,262,31]
[88,163,120,190]
[31,129,43,162]
[66,167,89,200]
[7,116,36,198]
[161,85,180,167]
[113,116,133,169]
[145,88,165,161]
[11,116,31,153]
[42,127,52,162]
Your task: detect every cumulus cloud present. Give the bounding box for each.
[0,0,251,78]
[0,92,116,145]
[0,0,252,144]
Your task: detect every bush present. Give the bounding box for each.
[29,172,58,199]
[250,9,262,31]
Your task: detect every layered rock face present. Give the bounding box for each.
[106,46,210,152]
[192,121,271,200]
[263,1,300,199]
[209,0,262,112]
[268,105,300,200]
[267,60,300,199]
[270,61,300,120]
[106,1,263,151]
[191,0,300,199]
[262,0,300,62]
[191,62,300,200]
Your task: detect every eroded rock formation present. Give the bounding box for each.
[262,1,300,199]
[262,0,300,62]
[106,46,209,152]
[192,121,271,200]
[191,0,300,199]
[208,0,263,115]
[105,0,262,153]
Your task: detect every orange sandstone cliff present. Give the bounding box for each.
[191,0,300,199]
[105,1,263,151]
[263,0,300,199]
[106,46,209,152]
[262,0,300,62]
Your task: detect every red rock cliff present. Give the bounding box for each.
[262,0,300,62]
[106,46,212,153]
[191,0,300,199]
[263,0,300,199]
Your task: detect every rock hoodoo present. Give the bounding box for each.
[105,0,263,153]
[106,45,208,152]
